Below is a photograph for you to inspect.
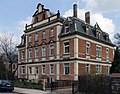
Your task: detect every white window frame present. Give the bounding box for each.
[64,41,69,54]
[50,27,54,37]
[65,25,69,33]
[96,45,102,58]
[35,47,39,57]
[42,46,46,57]
[64,63,70,75]
[42,65,46,74]
[96,65,102,74]
[50,44,54,56]
[106,48,109,61]
[34,32,38,41]
[35,67,38,74]
[86,42,90,55]
[21,66,25,74]
[50,64,54,74]
[21,50,25,60]
[29,34,32,42]
[28,48,32,58]
[86,64,90,74]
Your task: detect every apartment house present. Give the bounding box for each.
[17,3,115,82]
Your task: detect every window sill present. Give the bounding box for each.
[49,35,54,38]
[63,53,70,55]
[50,73,54,75]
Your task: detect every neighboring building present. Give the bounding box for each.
[2,53,18,77]
[17,3,115,82]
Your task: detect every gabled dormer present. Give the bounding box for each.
[17,34,26,48]
[93,22,102,39]
[32,3,52,24]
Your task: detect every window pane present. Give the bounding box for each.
[64,42,69,53]
[50,44,54,56]
[35,32,38,41]
[50,28,54,37]
[50,64,54,74]
[42,46,46,56]
[42,31,46,39]
[64,63,69,74]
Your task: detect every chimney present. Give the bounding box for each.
[85,12,90,24]
[73,4,77,17]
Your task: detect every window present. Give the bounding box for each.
[50,64,54,74]
[96,65,102,74]
[96,46,102,58]
[106,48,109,61]
[86,42,90,55]
[64,63,69,75]
[21,51,25,60]
[64,42,69,54]
[106,66,109,75]
[42,13,45,20]
[50,28,54,37]
[21,38,24,45]
[50,44,54,56]
[28,49,32,58]
[86,64,90,74]
[65,25,69,33]
[35,47,39,57]
[13,64,15,69]
[42,46,46,57]
[98,33,101,39]
[42,30,46,39]
[42,65,46,74]
[29,35,32,42]
[35,67,38,74]
[22,66,25,74]
[29,67,32,74]
[34,32,38,41]
[35,17,38,23]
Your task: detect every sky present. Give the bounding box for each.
[0,0,120,44]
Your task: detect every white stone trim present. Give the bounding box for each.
[74,38,78,58]
[61,35,114,49]
[26,22,62,34]
[74,61,78,80]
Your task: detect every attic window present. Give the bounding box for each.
[42,13,45,20]
[65,25,69,33]
[86,27,89,35]
[98,33,101,39]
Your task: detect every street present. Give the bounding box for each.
[9,87,50,94]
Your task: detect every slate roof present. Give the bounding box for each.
[59,17,114,46]
[17,34,26,48]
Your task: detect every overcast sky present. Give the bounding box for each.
[0,0,120,43]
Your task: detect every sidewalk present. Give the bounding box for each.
[14,87,50,94]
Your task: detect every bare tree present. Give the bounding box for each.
[114,33,120,46]
[0,32,18,79]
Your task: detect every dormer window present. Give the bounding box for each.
[86,26,89,35]
[98,33,101,39]
[65,25,69,33]
[21,38,24,45]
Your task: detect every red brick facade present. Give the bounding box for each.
[17,3,115,82]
